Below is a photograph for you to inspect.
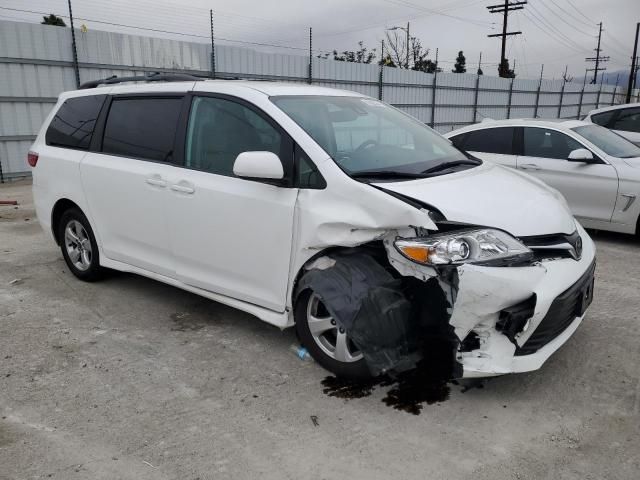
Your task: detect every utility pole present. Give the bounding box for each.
[67,0,80,87]
[627,23,639,102]
[210,10,216,79]
[487,1,526,78]
[586,22,609,84]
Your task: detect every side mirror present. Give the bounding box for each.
[567,148,594,163]
[233,151,284,180]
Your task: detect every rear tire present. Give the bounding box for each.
[295,289,371,379]
[58,208,104,282]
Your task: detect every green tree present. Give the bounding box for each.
[452,51,466,73]
[41,14,66,27]
[498,58,516,78]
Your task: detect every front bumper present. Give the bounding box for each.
[385,222,596,379]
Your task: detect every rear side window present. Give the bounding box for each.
[45,95,106,149]
[449,133,467,150]
[611,107,640,133]
[102,97,183,162]
[461,127,514,155]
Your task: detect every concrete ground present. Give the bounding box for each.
[1,179,638,480]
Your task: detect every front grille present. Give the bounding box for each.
[521,230,583,261]
[515,260,595,356]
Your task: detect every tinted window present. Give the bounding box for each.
[611,107,640,133]
[463,127,514,155]
[45,95,106,149]
[295,145,325,188]
[185,96,282,177]
[523,128,583,159]
[102,97,183,161]
[591,110,616,128]
[449,133,467,150]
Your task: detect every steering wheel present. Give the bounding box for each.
[354,139,379,153]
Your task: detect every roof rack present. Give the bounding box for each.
[78,72,204,89]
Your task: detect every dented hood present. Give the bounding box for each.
[376,162,576,236]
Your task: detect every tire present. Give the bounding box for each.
[295,289,371,379]
[58,208,104,282]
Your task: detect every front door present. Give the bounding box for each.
[165,95,298,312]
[517,127,618,223]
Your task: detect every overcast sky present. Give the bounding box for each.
[0,0,638,80]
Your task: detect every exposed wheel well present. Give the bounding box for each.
[51,199,82,245]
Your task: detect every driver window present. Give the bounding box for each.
[185,96,282,176]
[523,128,583,159]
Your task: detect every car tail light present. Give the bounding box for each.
[27,151,39,167]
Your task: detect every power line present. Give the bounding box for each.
[525,4,588,53]
[539,0,595,37]
[0,6,314,52]
[545,0,595,29]
[565,0,597,26]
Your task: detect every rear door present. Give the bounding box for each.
[516,126,618,223]
[450,126,517,167]
[80,94,185,277]
[164,94,298,312]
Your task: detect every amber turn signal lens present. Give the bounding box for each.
[397,245,431,264]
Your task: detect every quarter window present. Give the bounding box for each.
[102,97,183,161]
[590,110,616,128]
[523,128,583,159]
[45,95,106,149]
[461,127,514,155]
[185,96,282,177]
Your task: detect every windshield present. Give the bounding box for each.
[271,95,471,176]
[572,124,640,158]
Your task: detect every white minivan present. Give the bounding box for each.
[30,75,595,380]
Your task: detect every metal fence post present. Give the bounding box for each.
[67,0,80,87]
[378,40,384,100]
[210,10,216,79]
[577,73,587,119]
[533,64,543,118]
[430,48,438,128]
[0,155,4,184]
[557,66,567,118]
[596,74,603,109]
[472,71,481,123]
[308,27,312,84]
[507,78,514,119]
[611,85,617,105]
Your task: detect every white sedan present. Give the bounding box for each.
[445,119,640,235]
[584,103,640,146]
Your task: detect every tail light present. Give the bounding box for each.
[27,151,39,167]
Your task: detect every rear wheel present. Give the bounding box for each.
[295,289,371,379]
[58,208,104,282]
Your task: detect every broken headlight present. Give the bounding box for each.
[394,229,531,266]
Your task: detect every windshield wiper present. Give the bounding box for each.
[350,170,432,180]
[420,159,481,175]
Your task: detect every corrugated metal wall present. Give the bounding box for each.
[1,19,637,178]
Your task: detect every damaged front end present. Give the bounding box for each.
[296,221,596,380]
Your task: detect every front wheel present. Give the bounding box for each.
[58,208,104,282]
[295,289,371,379]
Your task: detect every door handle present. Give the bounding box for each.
[145,176,167,187]
[170,182,195,194]
[520,163,541,171]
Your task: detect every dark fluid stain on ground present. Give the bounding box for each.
[321,342,463,415]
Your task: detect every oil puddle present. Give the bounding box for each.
[322,371,451,415]
[321,342,463,415]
